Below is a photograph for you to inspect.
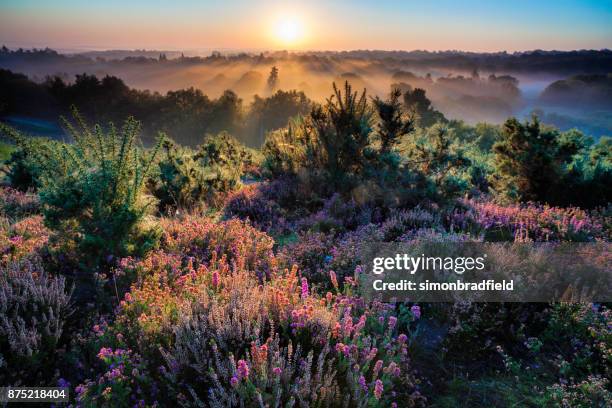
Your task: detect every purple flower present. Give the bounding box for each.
[237,360,249,380]
[358,375,368,392]
[273,367,282,376]
[301,277,309,299]
[230,376,239,387]
[411,305,421,319]
[374,379,384,400]
[388,316,397,330]
[398,334,408,344]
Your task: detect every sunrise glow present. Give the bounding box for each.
[273,16,304,47]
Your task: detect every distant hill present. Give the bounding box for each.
[540,74,612,109]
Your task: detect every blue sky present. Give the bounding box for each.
[1,0,611,51]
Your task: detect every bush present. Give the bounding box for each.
[0,258,73,384]
[34,110,164,268]
[490,117,578,203]
[150,133,257,212]
[75,215,423,407]
[0,123,62,191]
[0,187,40,219]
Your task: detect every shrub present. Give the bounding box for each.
[0,258,73,384]
[76,216,423,407]
[0,187,40,219]
[450,198,608,242]
[37,110,164,267]
[0,123,61,190]
[0,215,49,263]
[150,133,256,212]
[490,117,580,203]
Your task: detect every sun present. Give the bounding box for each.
[274,16,303,46]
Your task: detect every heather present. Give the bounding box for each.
[0,81,610,407]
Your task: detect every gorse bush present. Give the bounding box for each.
[34,109,164,267]
[0,123,61,191]
[491,117,582,203]
[150,132,256,212]
[263,81,374,193]
[263,83,468,208]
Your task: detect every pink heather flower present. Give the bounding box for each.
[230,376,239,387]
[97,347,113,360]
[124,292,132,302]
[373,360,383,377]
[342,344,351,357]
[273,367,282,376]
[330,271,338,289]
[358,375,368,392]
[237,360,249,380]
[367,347,378,360]
[388,316,397,330]
[374,379,383,400]
[301,277,309,299]
[211,271,219,288]
[335,343,345,353]
[411,305,421,319]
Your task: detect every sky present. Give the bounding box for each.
[1,0,611,52]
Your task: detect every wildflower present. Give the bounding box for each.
[301,277,309,299]
[57,378,69,388]
[358,375,368,392]
[273,367,282,376]
[388,316,397,330]
[398,334,408,344]
[230,376,239,387]
[97,347,113,360]
[237,360,249,380]
[411,305,421,319]
[374,379,383,400]
[373,360,383,378]
[211,271,219,288]
[392,403,398,408]
[330,270,338,288]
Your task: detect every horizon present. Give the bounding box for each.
[3,45,612,56]
[1,0,611,52]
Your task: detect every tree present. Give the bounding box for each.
[491,117,580,203]
[403,88,446,128]
[267,66,279,91]
[373,88,414,153]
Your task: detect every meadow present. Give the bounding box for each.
[0,77,610,407]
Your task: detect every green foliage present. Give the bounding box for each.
[491,117,611,207]
[373,88,414,153]
[403,88,446,128]
[38,109,164,267]
[491,117,578,203]
[405,124,470,198]
[263,82,468,206]
[264,81,374,192]
[0,141,14,162]
[0,123,62,191]
[150,132,255,212]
